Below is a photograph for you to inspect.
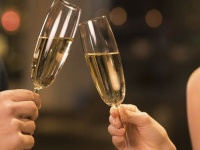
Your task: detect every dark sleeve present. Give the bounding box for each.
[0,61,8,91]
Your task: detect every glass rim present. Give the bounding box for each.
[59,0,81,11]
[79,15,107,26]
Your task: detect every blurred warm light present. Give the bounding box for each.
[1,9,21,32]
[169,45,190,64]
[110,7,127,26]
[145,9,163,28]
[0,34,9,58]
[130,38,153,60]
[95,8,110,18]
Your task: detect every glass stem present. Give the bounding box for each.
[34,89,39,93]
[115,104,131,150]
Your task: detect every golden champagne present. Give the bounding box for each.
[85,52,125,106]
[31,37,73,91]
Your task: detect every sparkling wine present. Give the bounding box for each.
[85,52,125,106]
[31,37,73,91]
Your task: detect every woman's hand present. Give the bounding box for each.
[108,104,176,150]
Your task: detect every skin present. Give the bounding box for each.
[0,89,41,150]
[108,104,176,150]
[187,67,200,150]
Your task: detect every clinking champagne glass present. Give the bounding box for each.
[79,16,131,149]
[31,0,81,93]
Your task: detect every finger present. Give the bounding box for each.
[120,104,140,113]
[20,134,35,150]
[112,136,126,149]
[20,120,36,135]
[110,106,119,117]
[118,104,140,124]
[121,107,151,126]
[9,119,35,149]
[17,90,41,109]
[0,89,41,109]
[109,115,123,128]
[32,92,41,109]
[108,124,125,136]
[14,101,39,121]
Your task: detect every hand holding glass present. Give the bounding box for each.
[31,0,81,93]
[79,16,130,149]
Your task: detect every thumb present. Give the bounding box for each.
[119,104,150,126]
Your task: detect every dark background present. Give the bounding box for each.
[1,0,199,149]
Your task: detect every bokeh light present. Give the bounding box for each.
[110,7,127,26]
[168,44,191,64]
[130,38,153,60]
[1,9,21,32]
[145,9,163,28]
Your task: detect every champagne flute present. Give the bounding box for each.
[31,0,81,93]
[79,16,131,149]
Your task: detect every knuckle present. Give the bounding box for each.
[29,101,38,115]
[107,124,113,132]
[4,101,15,115]
[13,134,24,149]
[141,112,151,123]
[29,136,35,147]
[11,118,21,129]
[31,121,36,131]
